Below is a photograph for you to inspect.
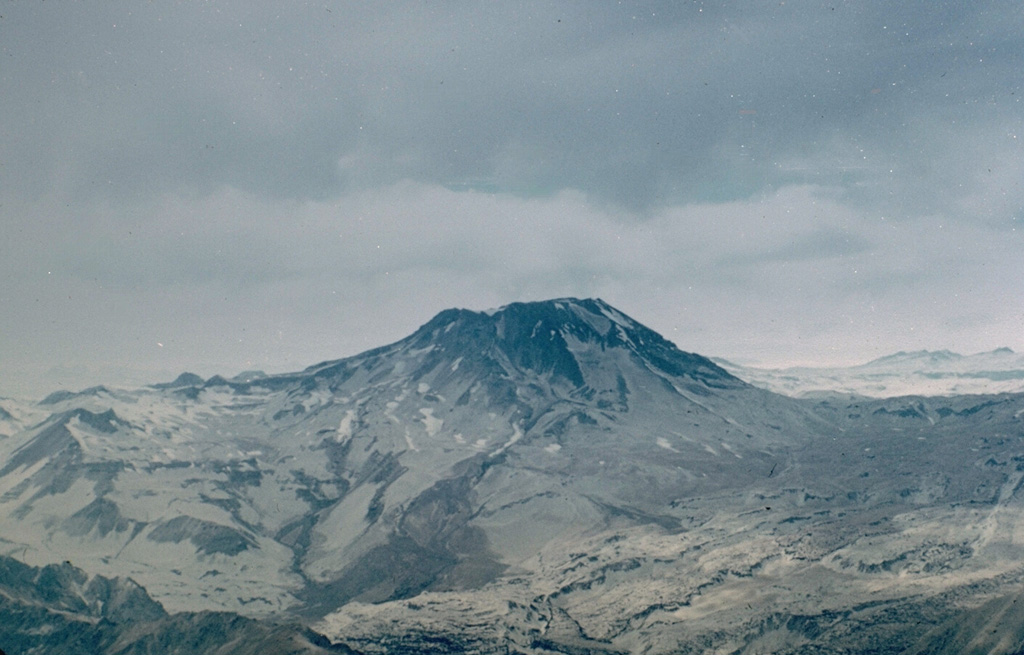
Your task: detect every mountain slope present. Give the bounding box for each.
[0,556,354,655]
[3,298,1024,653]
[2,298,810,616]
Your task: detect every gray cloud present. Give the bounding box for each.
[4,2,1020,210]
[1,2,1022,396]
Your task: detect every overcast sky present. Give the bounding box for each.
[1,1,1022,398]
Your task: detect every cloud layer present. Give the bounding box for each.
[1,2,1021,396]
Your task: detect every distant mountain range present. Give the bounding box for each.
[3,299,1024,654]
[716,347,1024,398]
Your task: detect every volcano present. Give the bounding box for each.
[3,298,1024,654]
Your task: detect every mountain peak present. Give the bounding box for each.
[439,297,649,339]
[487,297,638,334]
[401,297,737,392]
[865,349,963,366]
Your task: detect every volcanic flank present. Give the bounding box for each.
[3,298,1024,654]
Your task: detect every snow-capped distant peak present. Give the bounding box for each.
[720,347,1024,398]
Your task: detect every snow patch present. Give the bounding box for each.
[545,443,562,454]
[656,437,679,453]
[719,442,742,459]
[404,428,418,452]
[417,383,430,394]
[599,305,632,329]
[450,357,463,372]
[419,408,443,437]
[614,324,634,346]
[65,417,100,454]
[337,410,356,442]
[385,400,402,425]
[490,423,523,457]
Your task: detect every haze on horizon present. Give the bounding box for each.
[1,2,1021,399]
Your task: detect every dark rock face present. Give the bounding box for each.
[63,497,135,538]
[402,298,738,394]
[0,556,354,655]
[0,418,82,479]
[148,516,256,556]
[152,372,206,389]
